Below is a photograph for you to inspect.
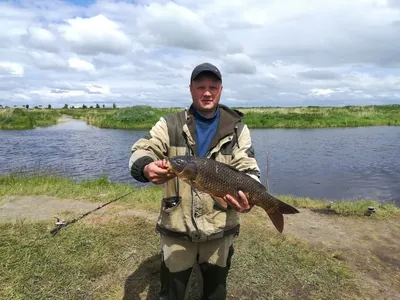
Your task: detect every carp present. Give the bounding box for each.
[165,155,299,233]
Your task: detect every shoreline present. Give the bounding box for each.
[1,173,399,215]
[1,104,400,130]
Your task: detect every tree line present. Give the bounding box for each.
[0,103,117,109]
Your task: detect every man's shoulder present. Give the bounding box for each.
[162,108,187,125]
[218,104,245,119]
[232,108,244,117]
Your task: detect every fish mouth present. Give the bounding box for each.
[164,158,176,174]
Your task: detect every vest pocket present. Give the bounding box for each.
[162,196,182,212]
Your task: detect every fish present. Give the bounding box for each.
[165,155,300,233]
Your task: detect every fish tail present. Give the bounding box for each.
[265,197,300,233]
[274,198,300,215]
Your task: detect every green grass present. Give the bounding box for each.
[0,173,162,211]
[58,104,400,129]
[59,106,180,129]
[0,108,62,130]
[238,104,400,128]
[0,217,159,300]
[1,173,398,219]
[1,173,399,299]
[229,221,362,299]
[0,217,363,300]
[278,195,399,219]
[2,104,400,130]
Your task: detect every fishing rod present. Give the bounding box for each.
[50,191,133,236]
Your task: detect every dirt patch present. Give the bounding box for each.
[1,196,399,299]
[283,208,400,300]
[0,196,157,225]
[0,196,105,223]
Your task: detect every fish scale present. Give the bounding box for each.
[166,156,300,233]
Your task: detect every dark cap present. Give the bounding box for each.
[190,62,222,82]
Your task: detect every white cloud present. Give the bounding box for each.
[23,26,59,53]
[1,0,400,108]
[29,51,67,70]
[136,2,242,53]
[222,53,257,75]
[58,14,132,55]
[85,84,111,95]
[310,88,335,96]
[0,62,24,77]
[68,57,96,72]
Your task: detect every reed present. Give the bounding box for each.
[2,104,400,130]
[60,106,180,129]
[60,104,400,129]
[238,104,400,128]
[0,108,61,130]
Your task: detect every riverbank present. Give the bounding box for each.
[1,104,399,130]
[1,174,399,299]
[60,104,400,129]
[0,108,62,130]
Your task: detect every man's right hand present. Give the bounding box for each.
[143,160,176,184]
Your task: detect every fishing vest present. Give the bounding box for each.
[155,105,253,242]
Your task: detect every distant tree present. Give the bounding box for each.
[90,105,93,109]
[48,104,52,109]
[34,106,38,109]
[82,104,87,109]
[63,104,68,109]
[26,104,29,109]
[113,103,116,109]
[71,106,75,109]
[96,103,100,109]
[0,105,3,109]
[102,104,105,108]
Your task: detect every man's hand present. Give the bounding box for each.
[223,191,252,213]
[143,160,176,184]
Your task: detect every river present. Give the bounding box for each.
[1,118,399,206]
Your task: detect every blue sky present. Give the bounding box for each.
[1,0,400,108]
[65,0,95,5]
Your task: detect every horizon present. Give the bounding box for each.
[2,103,399,110]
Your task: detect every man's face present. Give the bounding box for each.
[189,73,223,115]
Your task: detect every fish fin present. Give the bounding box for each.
[275,198,300,214]
[212,196,228,209]
[265,199,299,233]
[266,209,285,233]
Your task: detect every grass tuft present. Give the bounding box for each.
[0,108,61,130]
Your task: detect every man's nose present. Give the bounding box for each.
[203,90,212,97]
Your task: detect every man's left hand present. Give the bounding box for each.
[223,191,252,213]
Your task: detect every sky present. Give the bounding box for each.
[1,0,400,108]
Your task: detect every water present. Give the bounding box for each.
[1,118,399,206]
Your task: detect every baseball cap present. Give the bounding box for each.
[190,62,222,82]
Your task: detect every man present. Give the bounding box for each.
[129,62,261,300]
